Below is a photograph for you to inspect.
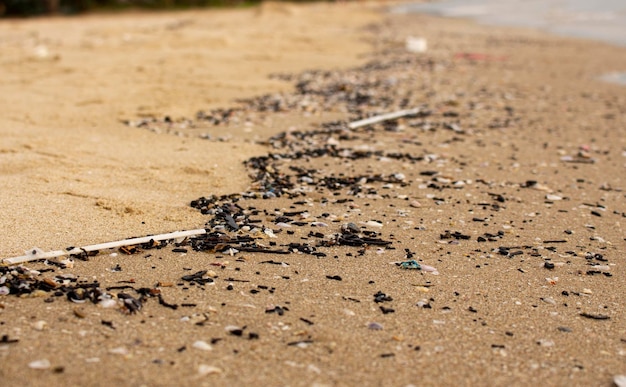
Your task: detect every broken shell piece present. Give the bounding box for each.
[198,365,222,376]
[109,347,129,355]
[545,277,559,285]
[405,36,427,53]
[420,264,439,274]
[98,299,119,309]
[32,320,47,331]
[614,375,626,387]
[363,220,383,228]
[192,340,213,351]
[28,359,51,370]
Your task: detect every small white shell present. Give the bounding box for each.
[28,359,51,370]
[192,340,213,351]
[198,365,222,376]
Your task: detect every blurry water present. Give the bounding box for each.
[392,0,626,85]
[393,0,626,48]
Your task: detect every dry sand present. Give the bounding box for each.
[1,2,625,386]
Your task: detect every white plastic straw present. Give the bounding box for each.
[347,108,421,129]
[2,228,207,265]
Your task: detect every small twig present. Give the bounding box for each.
[347,108,421,129]
[2,228,207,266]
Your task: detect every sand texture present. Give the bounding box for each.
[1,2,625,386]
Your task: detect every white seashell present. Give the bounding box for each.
[198,365,222,376]
[98,299,119,309]
[537,339,555,347]
[109,347,129,355]
[614,375,626,387]
[363,220,383,228]
[405,37,427,53]
[420,264,439,274]
[28,359,51,369]
[192,340,213,351]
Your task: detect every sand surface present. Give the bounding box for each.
[1,2,625,386]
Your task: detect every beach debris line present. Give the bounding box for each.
[0,264,172,314]
[2,229,208,265]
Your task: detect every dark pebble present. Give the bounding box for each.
[379,306,395,314]
[579,312,610,320]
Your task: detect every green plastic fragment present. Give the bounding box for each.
[400,260,421,270]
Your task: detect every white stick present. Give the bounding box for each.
[347,108,421,129]
[2,228,207,266]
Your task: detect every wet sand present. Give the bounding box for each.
[1,2,625,386]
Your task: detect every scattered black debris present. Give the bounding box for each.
[157,294,179,310]
[0,335,19,344]
[260,260,288,266]
[265,305,288,316]
[379,306,395,314]
[373,291,393,303]
[227,326,245,336]
[181,270,214,285]
[440,230,471,240]
[579,312,610,320]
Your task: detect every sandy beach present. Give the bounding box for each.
[1,1,625,386]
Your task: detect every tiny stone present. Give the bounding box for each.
[368,322,384,330]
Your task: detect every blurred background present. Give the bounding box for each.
[0,0,313,17]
